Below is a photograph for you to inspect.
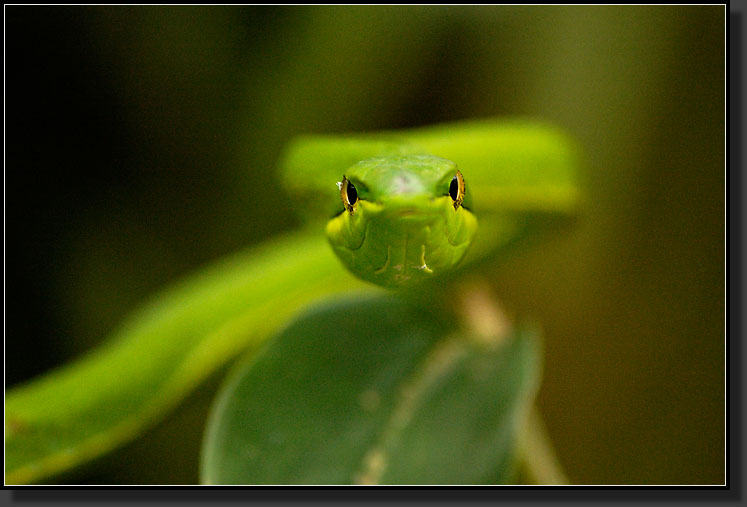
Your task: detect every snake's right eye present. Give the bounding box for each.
[340,176,358,213]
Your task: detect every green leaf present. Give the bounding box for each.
[200,293,541,485]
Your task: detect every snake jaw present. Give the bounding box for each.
[325,196,476,288]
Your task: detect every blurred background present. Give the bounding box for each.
[6,6,725,484]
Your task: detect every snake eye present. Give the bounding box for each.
[340,176,358,213]
[449,170,465,210]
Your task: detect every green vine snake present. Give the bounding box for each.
[5,117,580,484]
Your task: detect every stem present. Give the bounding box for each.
[518,405,569,485]
[454,279,568,485]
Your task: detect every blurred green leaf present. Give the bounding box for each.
[200,293,540,485]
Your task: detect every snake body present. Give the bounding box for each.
[279,118,581,288]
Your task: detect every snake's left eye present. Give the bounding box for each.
[340,176,358,213]
[449,170,465,210]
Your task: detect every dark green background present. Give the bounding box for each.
[6,6,725,484]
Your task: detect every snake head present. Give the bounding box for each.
[326,155,477,288]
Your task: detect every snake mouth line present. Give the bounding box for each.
[344,203,474,255]
[346,220,466,256]
[445,208,475,248]
[349,221,369,251]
